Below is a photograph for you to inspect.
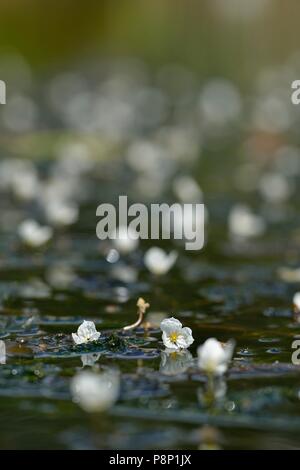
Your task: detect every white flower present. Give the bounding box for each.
[197,338,235,376]
[293,293,300,312]
[160,349,193,376]
[72,320,101,345]
[45,201,79,226]
[259,172,291,204]
[0,159,39,200]
[173,175,203,203]
[278,267,300,283]
[71,370,120,412]
[0,340,6,365]
[228,204,265,238]
[18,219,53,247]
[111,264,138,283]
[46,263,76,289]
[111,226,139,254]
[160,317,194,351]
[144,247,177,275]
[11,167,40,201]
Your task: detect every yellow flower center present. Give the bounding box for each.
[170,332,179,343]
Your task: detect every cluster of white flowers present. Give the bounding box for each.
[70,307,236,414]
[0,150,87,250]
[160,316,235,376]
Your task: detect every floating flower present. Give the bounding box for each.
[228,204,265,238]
[278,267,300,283]
[71,370,120,412]
[72,320,101,345]
[11,167,40,201]
[160,317,194,350]
[144,247,177,275]
[45,200,79,227]
[18,219,53,247]
[46,263,76,290]
[112,226,139,255]
[0,340,6,365]
[160,349,193,376]
[111,264,138,283]
[197,338,235,376]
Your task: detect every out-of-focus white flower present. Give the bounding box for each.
[71,370,120,412]
[173,175,203,203]
[2,94,38,132]
[160,349,193,376]
[277,267,300,283]
[18,219,53,247]
[160,317,194,351]
[228,204,266,238]
[252,94,290,134]
[111,226,139,255]
[55,141,94,176]
[258,172,291,204]
[72,320,100,345]
[81,353,100,367]
[11,167,40,201]
[45,201,79,226]
[198,79,241,129]
[46,263,76,289]
[0,340,6,365]
[144,247,177,275]
[20,279,51,299]
[111,264,138,283]
[197,338,235,376]
[40,176,79,204]
[293,293,300,312]
[127,140,167,175]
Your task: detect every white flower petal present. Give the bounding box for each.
[72,321,101,345]
[160,317,182,334]
[144,247,177,275]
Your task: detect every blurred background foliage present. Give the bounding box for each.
[0,0,299,86]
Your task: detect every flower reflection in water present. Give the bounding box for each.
[160,349,193,376]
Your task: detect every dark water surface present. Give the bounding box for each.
[0,156,299,450]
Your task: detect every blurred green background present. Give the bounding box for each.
[0,0,299,85]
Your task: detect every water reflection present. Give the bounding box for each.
[160,349,193,376]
